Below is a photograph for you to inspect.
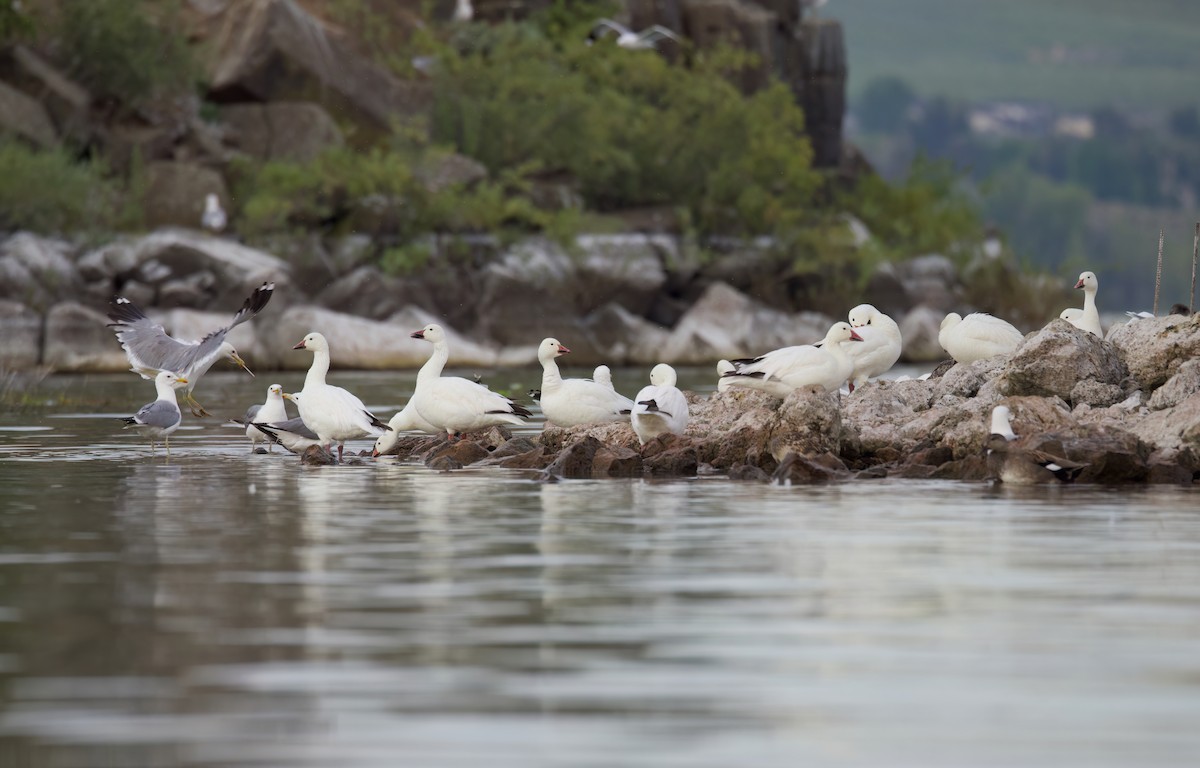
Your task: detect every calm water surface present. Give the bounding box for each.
[1,371,1198,767]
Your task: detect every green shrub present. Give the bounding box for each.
[56,0,195,106]
[0,141,116,232]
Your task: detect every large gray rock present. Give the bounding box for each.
[997,319,1128,402]
[1148,359,1200,411]
[142,162,230,230]
[661,281,831,364]
[219,101,344,162]
[0,300,41,368]
[842,378,935,461]
[576,303,672,366]
[0,80,57,148]
[2,46,91,144]
[896,305,944,362]
[1108,313,1200,391]
[316,265,411,320]
[894,254,960,311]
[0,233,82,310]
[1130,392,1200,457]
[43,302,129,372]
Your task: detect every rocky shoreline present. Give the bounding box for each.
[361,315,1200,485]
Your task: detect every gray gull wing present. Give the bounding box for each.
[129,400,182,430]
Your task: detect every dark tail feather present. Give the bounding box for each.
[365,411,392,431]
[252,423,283,444]
[1043,462,1086,482]
[117,416,137,425]
[723,370,765,380]
[510,402,533,418]
[107,296,149,325]
[638,398,659,412]
[229,281,275,328]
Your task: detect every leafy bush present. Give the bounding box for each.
[55,0,195,106]
[0,141,117,232]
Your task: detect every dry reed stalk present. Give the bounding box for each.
[1154,229,1164,316]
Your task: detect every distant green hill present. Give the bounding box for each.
[836,0,1200,110]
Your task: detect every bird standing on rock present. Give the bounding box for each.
[720,322,863,396]
[938,312,1023,364]
[537,338,634,427]
[292,332,390,462]
[1065,271,1103,337]
[845,303,902,392]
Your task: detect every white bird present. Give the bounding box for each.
[986,405,1086,484]
[452,0,473,22]
[371,400,441,457]
[715,360,737,393]
[252,391,322,455]
[120,371,188,456]
[230,383,289,452]
[938,312,1023,364]
[292,332,390,462]
[845,303,902,392]
[632,364,689,445]
[1125,311,1155,320]
[586,19,682,50]
[410,324,532,437]
[720,322,863,396]
[593,365,615,391]
[537,338,635,427]
[201,193,227,233]
[1059,307,1083,323]
[1066,271,1103,337]
[107,282,273,417]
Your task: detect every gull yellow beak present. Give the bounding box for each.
[230,351,255,377]
[283,392,295,401]
[176,376,189,385]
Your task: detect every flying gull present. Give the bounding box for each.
[586,19,682,50]
[107,281,274,417]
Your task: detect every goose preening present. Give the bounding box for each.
[201,193,226,233]
[537,338,634,427]
[593,365,615,391]
[411,324,532,437]
[120,371,188,456]
[845,303,902,392]
[1065,271,1103,336]
[230,383,288,452]
[108,281,273,417]
[938,312,1023,364]
[586,19,682,50]
[371,400,441,457]
[292,332,390,462]
[720,322,863,396]
[632,364,689,445]
[715,359,736,393]
[986,405,1086,484]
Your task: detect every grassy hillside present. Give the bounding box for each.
[836,0,1200,109]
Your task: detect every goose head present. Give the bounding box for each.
[847,304,879,328]
[940,312,964,331]
[292,332,328,353]
[411,324,445,344]
[1060,308,1083,322]
[538,337,570,363]
[826,321,864,345]
[1075,271,1098,293]
[649,363,677,387]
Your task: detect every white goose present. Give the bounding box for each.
[537,338,634,427]
[938,312,1023,364]
[593,365,615,391]
[845,303,902,392]
[292,332,390,462]
[715,360,736,393]
[410,324,531,436]
[1066,271,1103,336]
[720,322,863,396]
[371,400,441,457]
[1059,307,1083,323]
[632,364,689,445]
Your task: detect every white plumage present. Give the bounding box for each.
[410,324,531,436]
[593,365,615,390]
[720,322,863,395]
[239,384,288,452]
[537,338,634,427]
[632,364,689,445]
[938,312,1023,364]
[371,400,441,456]
[201,193,226,233]
[845,303,902,392]
[120,371,188,456]
[1059,307,1083,323]
[1066,271,1103,336]
[292,331,389,462]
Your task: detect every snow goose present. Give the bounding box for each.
[1066,271,1103,336]
[108,281,273,417]
[292,331,390,462]
[938,312,1023,364]
[230,383,288,452]
[632,364,689,445]
[537,338,634,427]
[720,322,863,396]
[410,324,531,437]
[1059,307,1083,323]
[845,303,902,392]
[120,371,188,456]
[586,19,682,50]
[986,405,1086,484]
[371,400,441,457]
[593,365,615,391]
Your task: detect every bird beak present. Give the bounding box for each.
[410,330,425,339]
[231,351,254,377]
[557,344,570,354]
[1074,279,1085,289]
[371,448,380,458]
[292,340,307,350]
[849,329,864,341]
[283,393,295,401]
[176,376,189,384]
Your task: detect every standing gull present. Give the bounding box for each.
[292,332,390,462]
[230,383,289,452]
[107,281,274,417]
[119,371,188,456]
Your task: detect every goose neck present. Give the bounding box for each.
[417,340,449,383]
[304,348,331,389]
[540,356,564,390]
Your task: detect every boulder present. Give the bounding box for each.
[931,356,1005,402]
[771,388,845,456]
[641,436,699,477]
[728,463,770,482]
[997,319,1128,401]
[1148,359,1200,411]
[413,152,488,194]
[0,46,91,144]
[896,305,945,362]
[424,440,489,468]
[0,80,57,148]
[894,254,960,312]
[1070,379,1125,409]
[43,302,130,371]
[219,101,344,162]
[142,162,230,230]
[661,281,831,364]
[1130,392,1200,457]
[842,378,934,460]
[1107,313,1200,391]
[0,233,82,310]
[592,444,643,477]
[0,300,41,368]
[316,266,412,320]
[545,436,602,479]
[771,451,848,484]
[576,303,672,366]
